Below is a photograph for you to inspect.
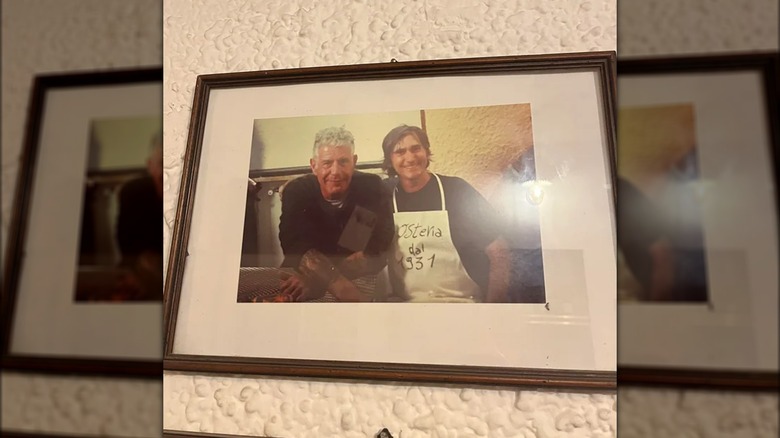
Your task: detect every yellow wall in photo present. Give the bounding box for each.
[251,111,421,170]
[89,116,162,170]
[425,104,534,200]
[618,103,696,197]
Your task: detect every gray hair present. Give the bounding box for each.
[312,126,355,158]
[381,125,432,177]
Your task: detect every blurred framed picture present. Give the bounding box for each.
[164,52,618,389]
[617,53,779,389]
[1,69,163,376]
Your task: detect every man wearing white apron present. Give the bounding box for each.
[381,125,510,303]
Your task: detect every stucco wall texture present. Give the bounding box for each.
[425,104,535,200]
[164,375,616,437]
[1,0,778,437]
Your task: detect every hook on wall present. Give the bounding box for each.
[376,428,395,438]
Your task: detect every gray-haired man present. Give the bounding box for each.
[278,127,393,301]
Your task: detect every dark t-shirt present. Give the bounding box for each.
[618,177,708,301]
[116,175,163,264]
[278,171,394,269]
[388,174,500,294]
[617,177,666,290]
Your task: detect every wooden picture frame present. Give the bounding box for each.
[617,53,780,390]
[164,52,618,389]
[1,68,163,378]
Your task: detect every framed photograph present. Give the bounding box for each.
[1,68,163,376]
[617,53,779,389]
[164,52,618,389]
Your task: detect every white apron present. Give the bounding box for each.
[389,173,481,303]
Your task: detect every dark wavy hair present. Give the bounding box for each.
[380,125,433,177]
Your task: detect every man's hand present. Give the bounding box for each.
[279,270,325,302]
[337,251,386,279]
[114,271,143,301]
[299,250,338,286]
[648,239,675,301]
[297,249,366,302]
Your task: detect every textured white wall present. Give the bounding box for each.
[164,373,616,437]
[618,0,779,437]
[618,0,779,56]
[618,389,778,437]
[1,373,162,437]
[0,0,162,436]
[162,0,617,436]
